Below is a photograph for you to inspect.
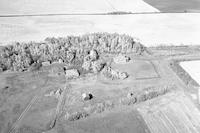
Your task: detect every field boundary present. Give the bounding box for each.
[170,60,199,86]
[135,60,161,80]
[0,12,200,18]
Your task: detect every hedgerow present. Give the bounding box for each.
[0,33,145,72]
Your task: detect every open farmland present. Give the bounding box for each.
[144,0,200,12]
[0,49,168,132]
[0,0,159,15]
[0,13,200,46]
[138,92,200,133]
[0,0,200,46]
[180,61,200,85]
[1,0,200,132]
[1,42,200,133]
[111,60,160,79]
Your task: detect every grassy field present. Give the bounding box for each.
[111,60,159,79]
[1,45,200,132]
[0,66,66,133]
[57,107,150,133]
[0,53,174,133]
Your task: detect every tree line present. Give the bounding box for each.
[0,33,145,72]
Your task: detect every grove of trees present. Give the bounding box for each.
[0,33,145,72]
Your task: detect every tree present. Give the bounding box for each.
[0,33,144,72]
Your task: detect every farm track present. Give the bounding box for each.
[167,54,200,61]
[143,54,200,90]
[8,75,50,133]
[137,55,200,133]
[49,84,70,130]
[158,59,191,91]
[5,54,200,133]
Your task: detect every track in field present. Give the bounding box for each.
[8,77,49,133]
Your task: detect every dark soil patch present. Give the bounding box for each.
[144,0,200,12]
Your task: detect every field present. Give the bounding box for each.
[0,13,200,46]
[144,0,200,12]
[0,68,66,133]
[0,0,200,46]
[180,61,200,85]
[0,0,158,15]
[0,51,177,133]
[57,107,150,133]
[111,60,159,79]
[138,92,200,133]
[1,45,200,133]
[2,0,200,14]
[1,0,200,132]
